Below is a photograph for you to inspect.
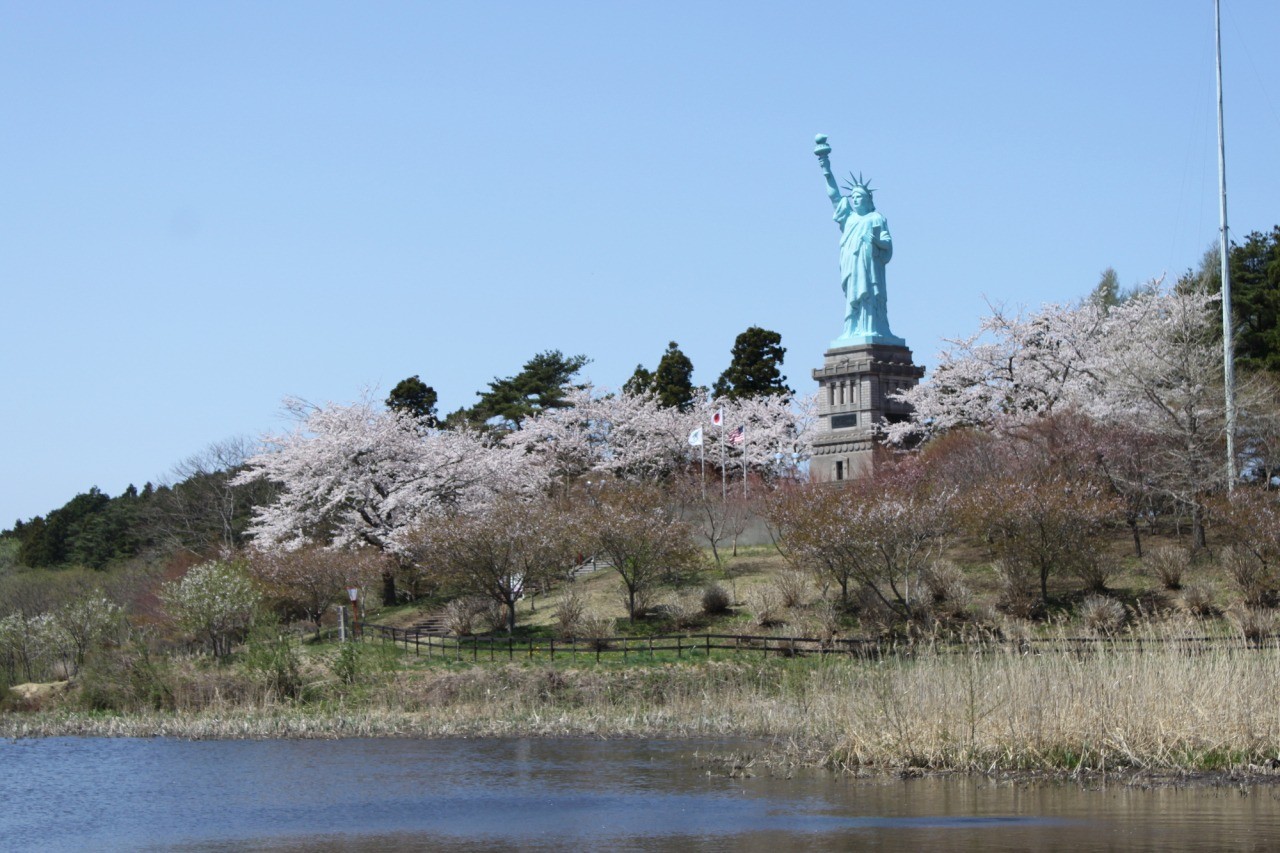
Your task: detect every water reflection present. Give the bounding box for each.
[1,737,1278,851]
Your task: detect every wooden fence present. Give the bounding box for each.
[355,621,1280,662]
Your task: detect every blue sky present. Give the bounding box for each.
[3,1,1279,527]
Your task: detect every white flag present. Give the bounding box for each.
[688,427,703,446]
[711,408,724,427]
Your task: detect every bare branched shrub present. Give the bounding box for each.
[1144,545,1190,591]
[993,560,1043,619]
[807,600,845,645]
[997,616,1034,647]
[747,585,784,628]
[1075,556,1119,594]
[653,593,700,630]
[854,584,898,636]
[1228,606,1277,647]
[1221,546,1279,608]
[700,583,731,615]
[1178,583,1217,618]
[576,615,615,649]
[1079,594,1126,637]
[554,588,587,639]
[616,584,656,620]
[921,560,972,620]
[771,570,811,609]
[477,600,508,634]
[442,597,488,637]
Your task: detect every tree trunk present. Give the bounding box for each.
[1128,514,1143,558]
[381,569,397,607]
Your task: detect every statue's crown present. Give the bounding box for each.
[841,172,874,196]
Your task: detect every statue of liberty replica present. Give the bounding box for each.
[815,134,904,347]
[809,134,923,482]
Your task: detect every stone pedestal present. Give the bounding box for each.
[810,343,924,482]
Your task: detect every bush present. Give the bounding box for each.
[1228,606,1277,647]
[241,625,304,701]
[576,615,615,650]
[1221,546,1279,608]
[798,600,844,646]
[1145,545,1190,591]
[553,588,587,640]
[1178,583,1217,618]
[921,560,972,620]
[442,597,489,636]
[700,583,732,616]
[993,560,1043,619]
[652,593,700,630]
[160,560,261,658]
[328,639,399,687]
[76,640,175,712]
[747,585,784,628]
[1079,594,1127,636]
[771,570,811,609]
[1075,556,1119,594]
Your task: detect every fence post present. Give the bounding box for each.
[550,638,555,661]
[677,635,682,659]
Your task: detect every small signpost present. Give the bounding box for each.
[348,587,360,638]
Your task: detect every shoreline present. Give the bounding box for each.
[6,709,1280,791]
[7,646,1280,788]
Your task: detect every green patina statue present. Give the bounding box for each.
[815,134,905,348]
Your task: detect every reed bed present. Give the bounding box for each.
[6,624,1280,776]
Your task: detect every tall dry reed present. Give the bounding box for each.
[6,623,1280,775]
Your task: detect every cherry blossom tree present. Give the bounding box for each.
[890,284,1277,548]
[411,494,578,633]
[884,298,1107,445]
[247,544,388,636]
[507,384,816,488]
[766,460,953,617]
[234,395,540,604]
[574,481,702,622]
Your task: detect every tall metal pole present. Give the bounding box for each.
[1216,0,1238,490]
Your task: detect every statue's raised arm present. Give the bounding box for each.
[813,134,842,210]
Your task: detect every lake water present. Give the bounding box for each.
[2,736,1279,851]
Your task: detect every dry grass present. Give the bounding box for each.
[7,621,1280,777]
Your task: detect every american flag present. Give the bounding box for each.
[727,425,745,445]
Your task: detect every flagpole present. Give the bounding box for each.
[718,420,726,502]
[1216,0,1237,490]
[700,442,706,497]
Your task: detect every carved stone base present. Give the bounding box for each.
[810,343,924,482]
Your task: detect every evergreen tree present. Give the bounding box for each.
[1179,228,1280,374]
[386,375,439,426]
[1089,267,1122,309]
[713,326,791,400]
[623,364,654,397]
[462,350,589,431]
[1229,226,1280,373]
[651,342,696,410]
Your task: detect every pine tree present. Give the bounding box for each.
[651,342,696,410]
[713,326,791,400]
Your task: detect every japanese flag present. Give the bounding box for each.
[712,408,723,427]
